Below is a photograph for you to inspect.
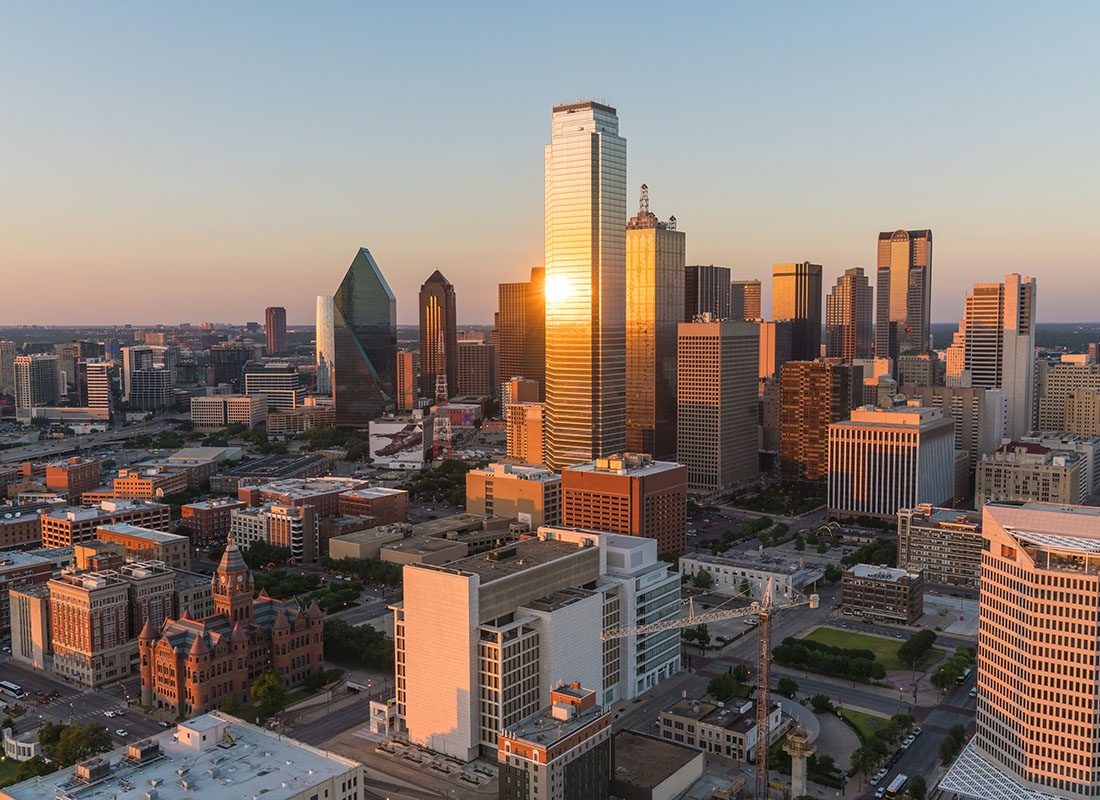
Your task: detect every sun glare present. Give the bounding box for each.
[545,272,572,305]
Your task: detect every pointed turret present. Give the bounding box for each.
[213,532,254,625]
[180,608,191,621]
[189,634,210,657]
[306,599,325,621]
[139,618,157,641]
[231,621,248,644]
[273,608,290,631]
[257,588,270,600]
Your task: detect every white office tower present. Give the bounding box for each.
[543,101,627,470]
[391,529,680,761]
[944,274,1037,439]
[315,294,335,394]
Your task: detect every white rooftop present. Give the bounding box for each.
[565,453,682,477]
[846,563,918,582]
[99,523,185,543]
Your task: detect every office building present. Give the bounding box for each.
[230,503,318,562]
[875,228,933,361]
[625,184,685,460]
[97,523,192,570]
[684,265,731,321]
[825,267,873,362]
[333,247,397,427]
[678,551,823,599]
[898,351,937,387]
[40,499,171,548]
[44,456,102,502]
[941,503,1100,800]
[772,262,822,361]
[897,505,982,589]
[237,476,366,517]
[243,362,304,411]
[391,528,680,761]
[53,341,79,393]
[418,269,459,399]
[315,294,335,394]
[562,453,687,556]
[264,306,287,353]
[1064,388,1100,436]
[0,340,16,395]
[466,462,562,527]
[191,393,267,430]
[760,378,781,452]
[456,340,496,398]
[611,731,706,800]
[266,405,335,434]
[827,404,955,518]
[209,342,252,389]
[730,279,762,321]
[180,497,247,547]
[0,551,53,637]
[337,486,409,525]
[503,376,540,404]
[900,384,1007,465]
[395,349,415,411]
[1016,433,1100,494]
[140,538,325,715]
[497,684,612,800]
[945,274,1037,438]
[110,466,189,501]
[840,564,924,624]
[48,569,133,688]
[78,360,112,411]
[758,319,792,380]
[496,267,546,401]
[1036,360,1100,431]
[122,345,176,410]
[9,584,51,670]
[544,101,627,470]
[853,357,894,404]
[14,354,60,409]
[506,401,545,466]
[779,360,861,481]
[0,502,49,549]
[975,441,1085,508]
[677,319,760,494]
[658,697,784,763]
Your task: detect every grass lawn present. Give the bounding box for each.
[839,708,889,743]
[0,758,21,787]
[804,627,944,672]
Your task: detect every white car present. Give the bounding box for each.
[115,729,127,737]
[870,769,887,785]
[103,710,116,718]
[901,735,915,749]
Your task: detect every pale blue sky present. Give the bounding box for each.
[2,2,1097,325]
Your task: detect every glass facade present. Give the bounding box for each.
[418,270,458,399]
[333,248,397,427]
[825,266,873,362]
[315,295,335,394]
[875,228,933,360]
[771,262,822,361]
[544,102,627,470]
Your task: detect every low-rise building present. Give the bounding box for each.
[0,551,53,636]
[327,526,406,561]
[266,405,336,435]
[0,502,54,549]
[677,551,823,599]
[43,457,102,503]
[466,462,562,527]
[189,394,267,430]
[237,477,367,518]
[209,453,330,493]
[497,684,611,800]
[230,504,318,562]
[609,731,706,800]
[180,497,247,547]
[840,564,924,624]
[97,523,192,570]
[658,697,785,762]
[111,467,189,501]
[1017,431,1100,494]
[9,584,51,670]
[40,499,171,549]
[976,441,1086,508]
[0,712,362,800]
[337,486,409,525]
[897,505,983,589]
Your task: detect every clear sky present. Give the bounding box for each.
[3,2,1098,326]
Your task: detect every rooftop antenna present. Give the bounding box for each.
[639,183,649,215]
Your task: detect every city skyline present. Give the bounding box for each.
[3,4,1098,326]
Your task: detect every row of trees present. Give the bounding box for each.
[939,723,968,766]
[931,647,976,690]
[252,569,322,599]
[321,556,402,587]
[38,721,112,766]
[208,540,293,568]
[772,637,887,681]
[897,629,938,669]
[848,712,917,789]
[323,619,394,670]
[842,539,897,567]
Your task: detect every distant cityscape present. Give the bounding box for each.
[2,97,1100,800]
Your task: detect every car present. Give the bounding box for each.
[969,687,978,698]
[115,729,127,737]
[901,735,915,749]
[50,690,61,698]
[37,697,48,705]
[158,721,171,728]
[840,622,849,628]
[104,710,116,718]
[874,788,886,799]
[716,635,732,644]
[870,770,887,785]
[895,632,905,639]
[913,726,923,736]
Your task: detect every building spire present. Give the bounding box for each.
[639,183,649,215]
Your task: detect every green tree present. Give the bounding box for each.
[794,534,805,551]
[13,755,57,782]
[897,630,938,668]
[776,677,798,698]
[823,564,842,582]
[809,693,834,713]
[1,715,13,732]
[908,774,928,800]
[732,663,750,683]
[692,568,714,590]
[219,697,242,717]
[709,672,742,702]
[41,723,112,766]
[250,669,290,718]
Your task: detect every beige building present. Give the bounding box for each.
[827,404,955,519]
[327,526,406,561]
[189,394,267,430]
[976,441,1085,508]
[40,499,172,549]
[825,267,873,362]
[9,584,51,670]
[456,340,497,398]
[97,523,192,570]
[466,462,561,528]
[758,320,791,381]
[1036,361,1100,431]
[677,318,759,494]
[1065,387,1100,436]
[658,697,784,762]
[897,505,983,589]
[899,384,1006,466]
[505,401,545,466]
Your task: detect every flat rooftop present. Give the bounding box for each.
[42,499,168,523]
[331,527,405,545]
[98,523,185,543]
[523,587,596,613]
[847,563,918,582]
[338,486,407,500]
[441,538,588,584]
[612,731,703,790]
[681,550,806,575]
[471,462,560,482]
[183,497,247,510]
[0,712,357,800]
[245,477,367,498]
[565,453,682,478]
[0,550,50,570]
[221,453,330,478]
[502,699,607,747]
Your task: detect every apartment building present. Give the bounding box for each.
[975,442,1085,509]
[230,504,318,562]
[465,462,561,528]
[97,523,192,570]
[180,497,247,547]
[505,401,545,466]
[40,499,171,548]
[189,394,267,430]
[840,565,924,624]
[897,505,983,589]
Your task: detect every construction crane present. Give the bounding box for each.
[602,578,819,800]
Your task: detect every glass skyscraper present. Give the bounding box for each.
[772,262,823,361]
[333,248,397,427]
[875,228,933,361]
[544,101,627,470]
[315,295,335,395]
[417,270,458,400]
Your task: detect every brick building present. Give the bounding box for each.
[0,551,53,636]
[40,500,171,548]
[336,487,409,525]
[43,457,102,503]
[97,523,192,570]
[840,564,924,624]
[180,498,247,547]
[236,477,367,518]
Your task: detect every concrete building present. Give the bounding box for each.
[391,528,680,761]
[237,477,367,517]
[941,502,1100,799]
[171,568,215,620]
[97,523,192,570]
[779,360,862,481]
[840,564,924,624]
[0,712,362,800]
[315,294,335,394]
[456,340,496,398]
[1064,387,1100,437]
[1036,360,1100,432]
[729,279,761,321]
[244,362,304,411]
[180,497,247,547]
[140,539,325,715]
[758,320,792,381]
[899,384,1007,467]
[336,486,409,525]
[506,401,545,466]
[976,441,1086,508]
[1017,431,1100,494]
[327,526,406,561]
[684,265,731,321]
[827,404,955,519]
[625,185,684,460]
[9,584,50,670]
[658,697,784,762]
[825,267,873,362]
[610,731,706,800]
[677,318,759,494]
[898,351,938,387]
[110,467,189,501]
[210,453,330,493]
[875,228,933,362]
[264,305,287,353]
[0,551,53,636]
[0,340,16,396]
[945,273,1037,438]
[230,504,318,562]
[562,454,686,556]
[40,499,171,548]
[497,684,611,800]
[544,101,627,470]
[266,405,335,435]
[677,551,823,600]
[190,394,267,430]
[897,505,983,589]
[772,262,822,361]
[466,462,562,527]
[13,354,60,409]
